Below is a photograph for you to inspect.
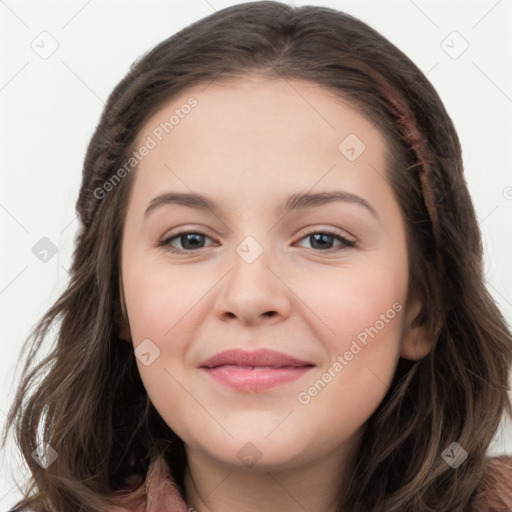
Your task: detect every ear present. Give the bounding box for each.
[117,277,132,342]
[399,296,438,361]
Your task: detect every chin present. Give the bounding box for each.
[197,428,318,470]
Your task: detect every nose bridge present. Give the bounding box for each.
[230,233,275,295]
[214,232,290,323]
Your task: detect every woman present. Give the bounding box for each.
[3,2,512,511]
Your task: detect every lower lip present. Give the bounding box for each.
[201,365,313,392]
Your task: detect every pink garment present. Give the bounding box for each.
[108,455,512,511]
[473,456,512,511]
[109,456,189,512]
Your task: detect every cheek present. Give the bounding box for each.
[292,252,408,437]
[122,264,207,431]
[122,258,213,415]
[123,257,206,343]
[297,252,407,351]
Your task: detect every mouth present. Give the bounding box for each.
[199,348,315,392]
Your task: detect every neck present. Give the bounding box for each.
[183,433,361,512]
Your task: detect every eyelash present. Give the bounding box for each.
[157,228,356,254]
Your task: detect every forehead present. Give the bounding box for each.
[129,75,392,209]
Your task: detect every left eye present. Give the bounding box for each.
[159,230,355,253]
[296,231,355,251]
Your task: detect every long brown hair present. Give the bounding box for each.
[3,2,512,511]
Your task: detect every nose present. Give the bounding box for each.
[213,241,292,326]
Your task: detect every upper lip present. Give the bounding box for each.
[199,348,314,368]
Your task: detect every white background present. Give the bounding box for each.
[1,0,511,508]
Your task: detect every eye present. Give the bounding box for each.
[158,230,214,253]
[295,229,355,252]
[158,228,355,254]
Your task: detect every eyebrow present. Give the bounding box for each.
[144,190,378,219]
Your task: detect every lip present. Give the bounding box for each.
[199,348,315,392]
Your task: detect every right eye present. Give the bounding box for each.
[158,230,215,253]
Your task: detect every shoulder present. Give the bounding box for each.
[473,455,512,512]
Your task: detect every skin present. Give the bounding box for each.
[119,75,433,512]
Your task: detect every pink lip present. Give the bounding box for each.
[199,348,314,392]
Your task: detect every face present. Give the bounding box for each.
[120,75,429,471]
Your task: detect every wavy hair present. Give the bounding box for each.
[3,2,512,511]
